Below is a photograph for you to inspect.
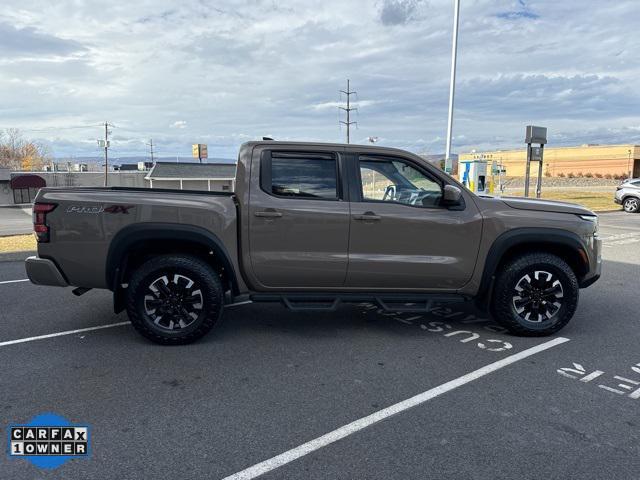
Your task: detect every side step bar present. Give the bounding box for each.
[249,292,467,313]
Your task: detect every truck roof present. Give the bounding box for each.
[241,140,420,157]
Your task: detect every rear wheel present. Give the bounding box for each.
[623,197,639,213]
[125,255,223,344]
[491,252,579,336]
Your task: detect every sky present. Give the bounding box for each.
[1,0,639,160]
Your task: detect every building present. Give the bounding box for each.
[417,153,458,174]
[145,162,236,191]
[0,168,11,205]
[3,161,237,205]
[459,144,640,178]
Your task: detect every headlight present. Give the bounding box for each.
[578,214,598,234]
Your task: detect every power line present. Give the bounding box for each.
[339,79,357,144]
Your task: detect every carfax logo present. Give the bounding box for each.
[7,413,90,469]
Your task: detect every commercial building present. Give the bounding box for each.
[0,168,11,205]
[4,161,237,205]
[459,144,640,178]
[145,162,236,191]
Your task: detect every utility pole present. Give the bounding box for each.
[147,139,155,163]
[97,122,112,187]
[339,79,357,144]
[104,122,109,186]
[444,0,461,174]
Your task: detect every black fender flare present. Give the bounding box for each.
[106,222,239,295]
[477,227,588,302]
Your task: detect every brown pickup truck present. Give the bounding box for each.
[26,141,601,344]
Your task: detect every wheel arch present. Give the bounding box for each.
[478,228,590,302]
[622,194,640,206]
[107,223,240,310]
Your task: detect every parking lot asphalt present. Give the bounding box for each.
[0,206,32,236]
[1,211,639,479]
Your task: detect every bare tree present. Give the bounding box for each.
[0,129,52,171]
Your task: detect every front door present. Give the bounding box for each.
[249,149,350,289]
[346,154,483,290]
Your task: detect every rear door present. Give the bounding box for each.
[248,148,350,288]
[346,153,483,290]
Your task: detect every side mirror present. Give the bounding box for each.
[442,185,463,206]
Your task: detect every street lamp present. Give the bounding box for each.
[444,0,461,175]
[628,149,632,179]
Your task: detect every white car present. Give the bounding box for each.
[615,178,640,213]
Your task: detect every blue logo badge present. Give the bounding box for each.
[7,413,91,469]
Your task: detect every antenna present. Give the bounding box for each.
[339,79,357,144]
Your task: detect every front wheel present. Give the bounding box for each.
[125,255,223,344]
[491,252,579,336]
[623,197,640,213]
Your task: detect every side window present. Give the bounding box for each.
[262,152,339,200]
[359,157,443,207]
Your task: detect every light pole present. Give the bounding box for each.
[444,0,461,175]
[628,149,632,179]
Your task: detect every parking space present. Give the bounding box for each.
[1,211,639,479]
[0,207,32,236]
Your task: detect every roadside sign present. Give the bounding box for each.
[531,147,543,161]
[525,126,547,145]
[192,144,208,159]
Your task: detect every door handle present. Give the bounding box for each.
[254,210,283,218]
[353,212,381,221]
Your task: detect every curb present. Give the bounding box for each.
[596,209,624,214]
[0,232,34,238]
[0,250,35,263]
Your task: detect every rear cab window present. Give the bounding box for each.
[260,151,340,200]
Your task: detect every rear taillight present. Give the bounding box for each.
[33,203,57,243]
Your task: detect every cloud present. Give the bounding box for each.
[496,11,539,20]
[0,22,85,57]
[378,0,425,26]
[0,0,639,159]
[496,0,540,20]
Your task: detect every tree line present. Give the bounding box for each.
[0,129,51,171]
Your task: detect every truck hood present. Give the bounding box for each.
[498,196,594,215]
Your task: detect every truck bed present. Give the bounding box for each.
[34,186,240,290]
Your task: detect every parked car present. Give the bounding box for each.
[25,141,601,344]
[615,178,640,213]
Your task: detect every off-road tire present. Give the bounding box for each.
[125,255,223,344]
[491,252,579,336]
[623,197,640,213]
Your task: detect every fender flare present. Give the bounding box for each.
[106,223,239,294]
[477,227,588,300]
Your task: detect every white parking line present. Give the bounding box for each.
[0,322,131,348]
[0,278,29,285]
[0,296,251,349]
[221,336,570,480]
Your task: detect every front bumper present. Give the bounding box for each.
[579,236,602,288]
[25,256,68,287]
[614,198,622,205]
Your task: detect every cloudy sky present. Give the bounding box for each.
[1,0,639,159]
